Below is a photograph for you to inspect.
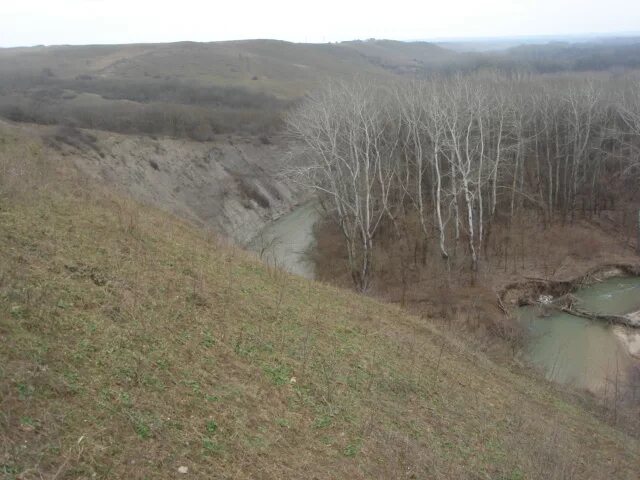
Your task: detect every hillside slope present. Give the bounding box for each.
[55,128,302,244]
[1,139,639,478]
[0,39,456,97]
[2,120,302,244]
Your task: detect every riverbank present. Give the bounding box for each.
[616,328,640,358]
[311,214,640,351]
[246,201,319,278]
[500,263,640,309]
[516,276,640,394]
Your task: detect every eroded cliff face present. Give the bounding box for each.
[45,126,303,243]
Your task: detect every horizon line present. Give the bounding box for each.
[2,30,640,50]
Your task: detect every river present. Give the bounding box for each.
[247,202,320,279]
[518,277,640,393]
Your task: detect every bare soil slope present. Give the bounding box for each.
[5,120,302,243]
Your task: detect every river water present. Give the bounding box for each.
[518,277,640,392]
[247,202,320,279]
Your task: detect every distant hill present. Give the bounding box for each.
[0,39,458,98]
[435,34,640,52]
[502,40,640,72]
[0,39,460,139]
[2,38,640,140]
[339,39,460,73]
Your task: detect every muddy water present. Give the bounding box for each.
[518,277,640,392]
[248,202,320,279]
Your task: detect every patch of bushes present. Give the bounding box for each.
[0,99,285,140]
[0,75,293,139]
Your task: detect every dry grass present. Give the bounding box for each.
[1,135,640,478]
[0,130,46,200]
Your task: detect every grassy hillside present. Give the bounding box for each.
[1,136,639,479]
[0,40,456,96]
[340,40,474,73]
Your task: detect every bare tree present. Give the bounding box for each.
[286,71,640,288]
[286,80,397,291]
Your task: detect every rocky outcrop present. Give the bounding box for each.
[48,127,304,244]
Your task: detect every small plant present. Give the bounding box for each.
[320,436,334,446]
[312,415,332,429]
[343,440,361,457]
[16,382,34,400]
[507,469,525,480]
[205,420,218,434]
[141,374,163,390]
[202,437,223,455]
[56,299,72,309]
[155,358,169,370]
[119,392,133,407]
[202,331,215,348]
[135,421,151,439]
[10,305,25,318]
[182,379,201,395]
[19,416,36,431]
[63,370,79,386]
[262,364,291,386]
[1,464,18,476]
[275,418,290,428]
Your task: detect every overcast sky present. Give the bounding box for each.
[1,0,639,47]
